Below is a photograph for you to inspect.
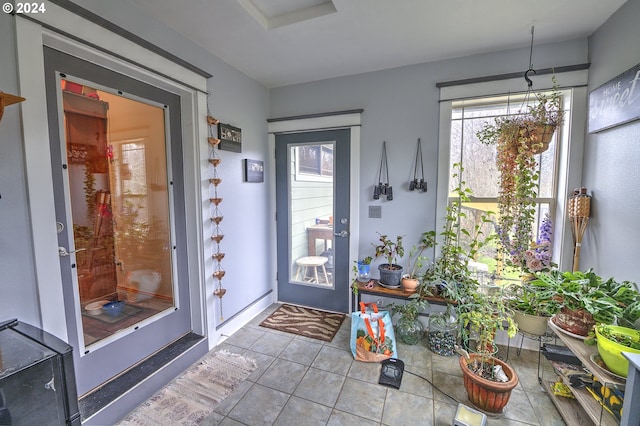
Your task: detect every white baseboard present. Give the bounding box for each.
[209,293,275,349]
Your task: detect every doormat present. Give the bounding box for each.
[259,304,346,342]
[118,350,256,426]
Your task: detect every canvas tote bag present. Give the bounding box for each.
[350,302,397,362]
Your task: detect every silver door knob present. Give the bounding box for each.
[58,246,86,257]
[334,230,349,238]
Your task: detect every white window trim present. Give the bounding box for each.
[436,71,588,272]
[14,7,208,341]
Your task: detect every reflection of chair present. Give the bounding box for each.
[295,256,329,284]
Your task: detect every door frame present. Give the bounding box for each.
[15,11,208,343]
[268,110,362,312]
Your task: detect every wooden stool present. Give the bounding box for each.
[295,256,329,284]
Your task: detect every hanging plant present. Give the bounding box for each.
[476,77,563,272]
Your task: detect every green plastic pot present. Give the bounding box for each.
[595,324,640,377]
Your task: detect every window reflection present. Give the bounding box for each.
[62,80,174,347]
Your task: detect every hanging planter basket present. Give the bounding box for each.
[500,121,557,157]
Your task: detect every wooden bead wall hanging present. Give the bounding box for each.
[207,101,226,321]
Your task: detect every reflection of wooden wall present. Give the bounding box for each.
[64,95,116,303]
[65,112,108,173]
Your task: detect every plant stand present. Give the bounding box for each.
[540,320,624,425]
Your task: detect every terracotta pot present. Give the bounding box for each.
[401,277,419,292]
[459,354,518,414]
[552,307,595,337]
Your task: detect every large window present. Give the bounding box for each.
[445,89,570,283]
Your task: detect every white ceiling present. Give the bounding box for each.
[130,0,627,88]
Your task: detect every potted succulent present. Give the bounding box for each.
[401,231,436,292]
[388,294,428,345]
[476,80,563,274]
[374,233,405,286]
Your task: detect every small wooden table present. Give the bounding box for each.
[306,224,334,256]
[351,281,454,311]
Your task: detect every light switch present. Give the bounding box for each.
[369,205,382,218]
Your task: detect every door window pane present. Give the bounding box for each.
[289,143,334,287]
[62,80,174,347]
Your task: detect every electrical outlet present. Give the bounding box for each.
[369,205,382,218]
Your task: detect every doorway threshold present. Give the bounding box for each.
[79,332,206,423]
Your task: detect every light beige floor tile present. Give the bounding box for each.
[326,409,380,426]
[223,326,267,349]
[213,379,254,416]
[249,330,294,357]
[227,384,290,426]
[274,396,332,426]
[279,338,323,365]
[294,367,345,407]
[334,378,387,422]
[381,390,433,425]
[257,358,308,394]
[241,349,276,382]
[311,345,354,376]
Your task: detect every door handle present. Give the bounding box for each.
[58,246,86,257]
[334,230,349,238]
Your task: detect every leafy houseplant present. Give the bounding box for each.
[476,80,563,274]
[389,294,428,345]
[420,163,495,297]
[536,269,639,336]
[401,231,436,292]
[374,233,405,286]
[456,283,519,414]
[507,279,560,336]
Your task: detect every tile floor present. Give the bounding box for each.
[200,304,566,425]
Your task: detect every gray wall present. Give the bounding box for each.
[582,0,640,284]
[270,39,589,271]
[70,0,273,327]
[0,12,41,326]
[0,1,271,330]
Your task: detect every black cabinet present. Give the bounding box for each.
[0,320,79,425]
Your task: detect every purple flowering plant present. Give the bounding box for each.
[500,213,554,273]
[513,213,555,273]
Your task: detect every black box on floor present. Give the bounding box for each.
[542,343,581,365]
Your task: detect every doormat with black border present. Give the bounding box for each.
[259,304,346,342]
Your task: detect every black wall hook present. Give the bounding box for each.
[524,68,536,88]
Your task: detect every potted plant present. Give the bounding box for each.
[455,284,519,414]
[591,324,640,377]
[374,233,405,286]
[420,163,495,297]
[476,80,563,275]
[507,280,560,336]
[388,294,428,345]
[535,269,636,336]
[401,231,436,292]
[356,256,373,281]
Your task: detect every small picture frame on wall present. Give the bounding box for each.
[218,123,242,152]
[244,159,264,183]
